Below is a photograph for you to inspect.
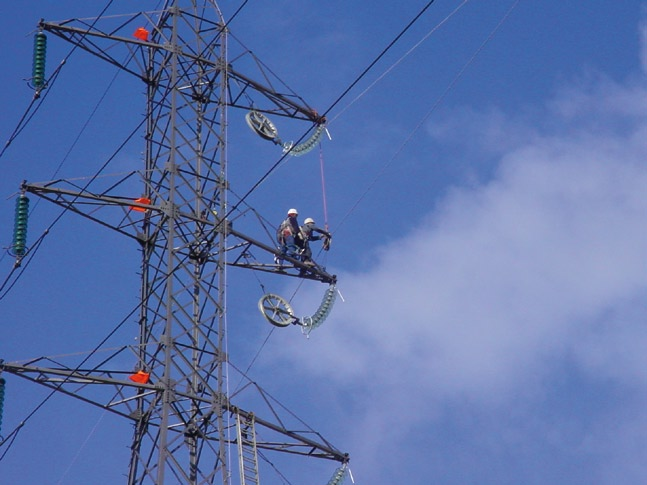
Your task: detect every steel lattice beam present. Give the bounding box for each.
[2,1,346,484]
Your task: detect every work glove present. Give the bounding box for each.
[322,235,331,251]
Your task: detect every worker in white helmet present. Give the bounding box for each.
[298,217,332,266]
[276,208,301,258]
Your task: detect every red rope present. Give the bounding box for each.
[319,143,329,231]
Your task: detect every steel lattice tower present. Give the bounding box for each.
[0,1,346,484]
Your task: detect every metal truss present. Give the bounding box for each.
[1,2,344,484]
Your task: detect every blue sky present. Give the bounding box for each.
[2,1,647,484]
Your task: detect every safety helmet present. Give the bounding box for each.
[287,208,298,215]
[304,217,315,225]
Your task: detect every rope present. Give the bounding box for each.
[0,0,458,461]
[55,409,107,485]
[211,3,445,334]
[231,0,444,357]
[210,0,440,231]
[319,144,330,230]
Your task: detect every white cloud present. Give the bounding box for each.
[299,132,647,392]
[426,104,537,156]
[259,65,647,483]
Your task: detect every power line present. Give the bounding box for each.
[221,0,441,225]
[0,0,116,161]
[336,0,522,231]
[322,0,438,119]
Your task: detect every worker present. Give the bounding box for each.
[276,208,301,258]
[299,217,331,266]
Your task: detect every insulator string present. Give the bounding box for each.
[31,32,47,90]
[11,195,29,258]
[0,0,116,161]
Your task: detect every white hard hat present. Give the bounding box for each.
[288,208,298,215]
[304,217,315,225]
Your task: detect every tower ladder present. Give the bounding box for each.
[237,413,260,485]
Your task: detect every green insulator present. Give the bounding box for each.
[32,32,47,88]
[12,195,29,256]
[0,377,5,437]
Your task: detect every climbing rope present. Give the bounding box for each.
[319,144,330,231]
[0,377,5,440]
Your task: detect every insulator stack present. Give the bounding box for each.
[302,284,337,332]
[32,32,47,88]
[326,464,347,485]
[285,123,326,157]
[12,194,30,257]
[0,377,5,437]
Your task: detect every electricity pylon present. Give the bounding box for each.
[0,2,346,484]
